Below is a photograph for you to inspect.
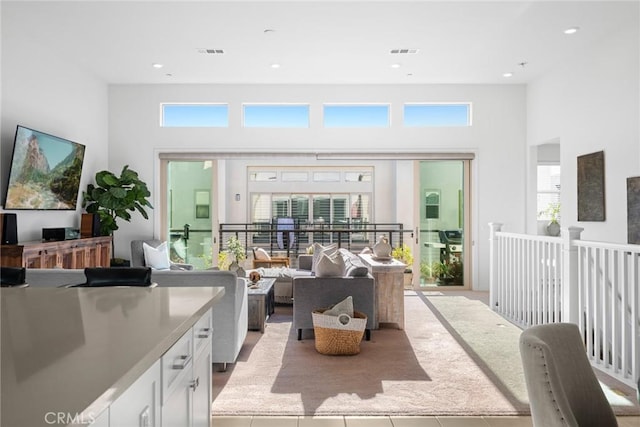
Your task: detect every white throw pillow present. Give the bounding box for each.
[254,247,271,260]
[315,251,345,277]
[143,241,171,270]
[311,243,338,274]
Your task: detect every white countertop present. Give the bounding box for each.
[1,286,224,427]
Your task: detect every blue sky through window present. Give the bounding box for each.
[162,104,228,127]
[243,104,309,128]
[323,105,389,128]
[404,104,470,127]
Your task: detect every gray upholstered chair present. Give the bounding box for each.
[519,323,617,427]
[130,239,194,270]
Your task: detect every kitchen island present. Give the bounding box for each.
[1,286,224,427]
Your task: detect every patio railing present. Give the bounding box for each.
[489,223,640,389]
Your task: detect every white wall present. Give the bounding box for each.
[109,84,527,289]
[0,16,109,242]
[527,23,640,243]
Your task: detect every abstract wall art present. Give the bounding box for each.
[627,176,640,244]
[577,150,605,221]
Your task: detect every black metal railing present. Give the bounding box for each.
[219,222,412,258]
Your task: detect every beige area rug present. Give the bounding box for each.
[211,292,640,416]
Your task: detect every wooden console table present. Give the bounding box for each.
[0,236,112,269]
[359,253,407,330]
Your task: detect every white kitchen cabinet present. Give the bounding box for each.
[162,307,213,427]
[192,309,213,427]
[191,348,212,427]
[109,359,161,427]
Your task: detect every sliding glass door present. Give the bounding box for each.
[417,160,471,289]
[160,159,217,270]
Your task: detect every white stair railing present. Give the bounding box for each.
[489,223,563,328]
[575,240,640,387]
[489,223,639,388]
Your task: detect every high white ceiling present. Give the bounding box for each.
[3,1,638,85]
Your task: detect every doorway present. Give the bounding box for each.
[416,160,471,289]
[160,159,218,269]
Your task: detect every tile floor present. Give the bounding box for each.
[212,415,640,426]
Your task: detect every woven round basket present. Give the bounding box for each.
[312,309,367,355]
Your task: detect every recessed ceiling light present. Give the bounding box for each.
[564,27,580,35]
[152,63,164,69]
[503,72,514,78]
[271,63,281,69]
[391,63,401,69]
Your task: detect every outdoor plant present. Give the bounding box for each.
[420,261,434,282]
[82,165,153,261]
[431,259,463,284]
[391,244,414,272]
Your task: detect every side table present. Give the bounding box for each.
[358,253,407,329]
[247,278,276,333]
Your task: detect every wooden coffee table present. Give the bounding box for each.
[247,278,276,333]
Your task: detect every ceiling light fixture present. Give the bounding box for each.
[503,72,514,78]
[391,63,401,69]
[564,26,580,35]
[152,63,164,69]
[271,63,281,69]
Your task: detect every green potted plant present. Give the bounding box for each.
[539,202,561,236]
[391,244,414,289]
[420,261,434,284]
[431,259,463,286]
[222,236,246,276]
[82,165,153,266]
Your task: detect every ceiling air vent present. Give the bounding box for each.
[197,49,225,54]
[390,49,419,54]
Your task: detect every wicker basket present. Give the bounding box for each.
[312,309,367,355]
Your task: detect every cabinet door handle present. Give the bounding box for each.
[197,327,212,338]
[172,354,192,370]
[189,377,200,391]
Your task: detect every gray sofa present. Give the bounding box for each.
[293,274,376,341]
[25,268,248,369]
[248,257,313,304]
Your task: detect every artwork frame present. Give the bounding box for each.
[627,176,640,244]
[577,150,605,221]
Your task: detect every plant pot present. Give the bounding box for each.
[546,221,561,236]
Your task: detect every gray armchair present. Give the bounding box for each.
[130,239,194,270]
[519,323,617,427]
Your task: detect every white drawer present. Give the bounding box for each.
[161,329,193,403]
[193,308,213,357]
